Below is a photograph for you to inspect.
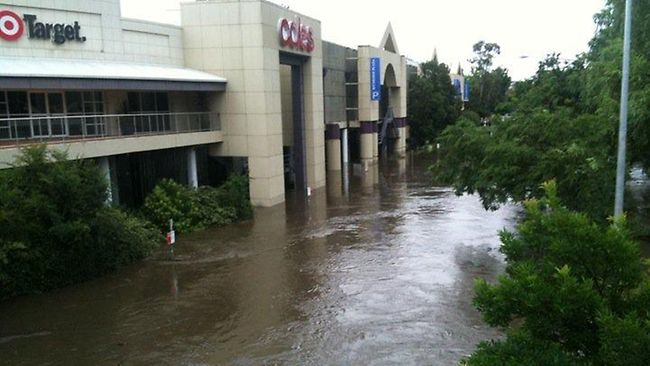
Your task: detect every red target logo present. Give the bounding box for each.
[0,10,24,41]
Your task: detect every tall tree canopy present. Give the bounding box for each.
[437,1,650,364]
[407,57,461,147]
[466,41,512,117]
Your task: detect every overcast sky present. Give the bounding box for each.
[120,0,606,81]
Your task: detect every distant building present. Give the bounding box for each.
[450,65,469,103]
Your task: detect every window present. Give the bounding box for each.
[0,90,105,140]
[126,92,170,133]
[48,93,65,136]
[8,92,30,138]
[82,92,104,136]
[0,91,8,139]
[64,91,104,136]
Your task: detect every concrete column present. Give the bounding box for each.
[98,157,112,204]
[342,162,350,196]
[360,121,374,164]
[395,117,407,158]
[327,170,343,198]
[372,122,379,160]
[187,147,198,189]
[341,127,349,164]
[361,163,376,194]
[326,124,342,171]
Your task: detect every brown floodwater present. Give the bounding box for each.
[0,154,518,365]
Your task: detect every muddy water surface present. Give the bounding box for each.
[0,155,517,365]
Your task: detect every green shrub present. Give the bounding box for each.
[142,178,195,233]
[216,174,253,220]
[0,146,160,299]
[92,208,160,272]
[192,186,237,229]
[142,175,252,235]
[464,181,650,365]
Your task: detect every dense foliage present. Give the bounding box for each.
[142,175,252,234]
[433,1,650,363]
[436,110,616,221]
[434,0,650,222]
[0,146,159,299]
[465,41,512,117]
[463,182,650,365]
[407,57,461,147]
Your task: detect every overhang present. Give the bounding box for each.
[0,57,227,92]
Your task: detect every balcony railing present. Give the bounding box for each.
[0,112,221,147]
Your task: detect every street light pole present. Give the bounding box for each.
[615,0,634,217]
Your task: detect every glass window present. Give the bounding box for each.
[127,92,140,112]
[65,92,83,114]
[30,93,47,115]
[155,92,169,112]
[48,93,64,114]
[141,92,156,112]
[50,117,65,135]
[8,92,28,116]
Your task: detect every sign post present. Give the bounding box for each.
[166,219,176,259]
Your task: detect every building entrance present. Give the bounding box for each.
[279,52,308,194]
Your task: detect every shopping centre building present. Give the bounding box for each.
[0,0,408,207]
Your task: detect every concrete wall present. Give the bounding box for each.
[0,0,183,66]
[322,41,348,124]
[0,131,223,169]
[357,46,408,121]
[280,64,293,146]
[182,0,325,207]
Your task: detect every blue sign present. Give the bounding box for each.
[453,79,462,95]
[463,80,470,102]
[370,57,381,101]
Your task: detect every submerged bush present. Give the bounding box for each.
[0,146,160,299]
[142,175,252,234]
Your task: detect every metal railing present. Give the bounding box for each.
[0,112,221,147]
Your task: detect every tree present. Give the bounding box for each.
[466,41,512,117]
[435,108,616,221]
[407,58,461,147]
[464,182,650,365]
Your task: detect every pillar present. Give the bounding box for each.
[341,127,349,164]
[187,147,198,189]
[342,160,350,196]
[327,170,343,198]
[361,163,376,194]
[98,157,112,204]
[360,121,374,165]
[326,124,342,171]
[372,122,379,160]
[395,117,407,157]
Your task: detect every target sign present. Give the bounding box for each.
[0,10,24,41]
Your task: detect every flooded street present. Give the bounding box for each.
[0,155,517,365]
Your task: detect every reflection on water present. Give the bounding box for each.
[0,154,517,365]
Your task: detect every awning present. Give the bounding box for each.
[0,57,227,92]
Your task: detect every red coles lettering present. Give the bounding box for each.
[278,17,314,53]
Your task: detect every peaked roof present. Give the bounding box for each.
[379,22,400,54]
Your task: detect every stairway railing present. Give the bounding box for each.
[379,107,394,156]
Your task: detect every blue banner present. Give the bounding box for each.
[370,57,381,101]
[453,79,462,95]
